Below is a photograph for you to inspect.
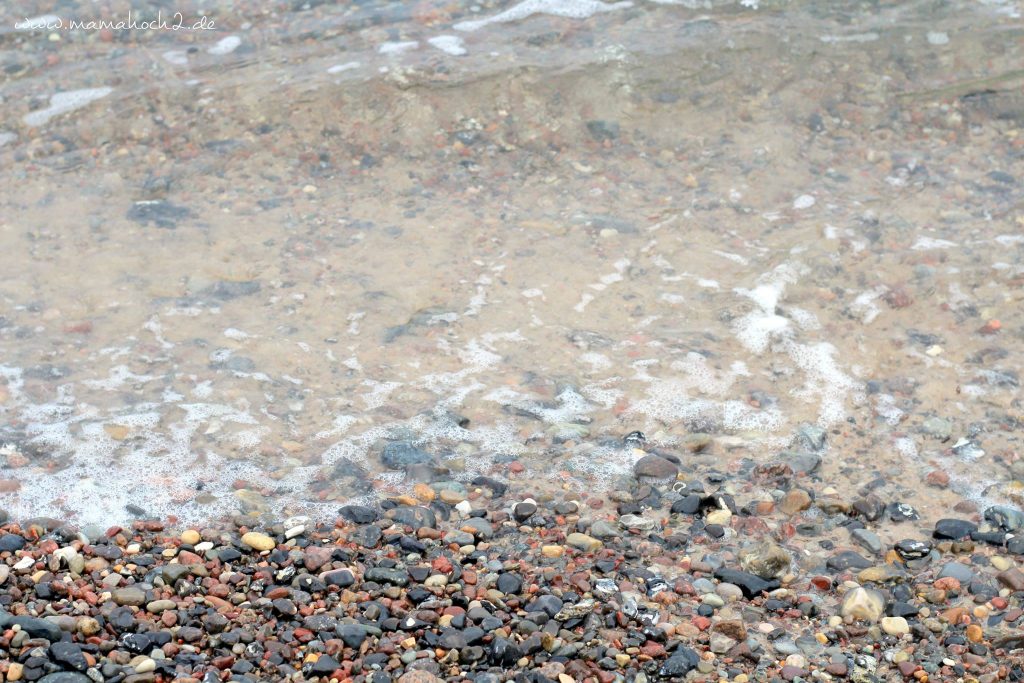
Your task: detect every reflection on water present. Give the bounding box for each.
[0,0,1023,524]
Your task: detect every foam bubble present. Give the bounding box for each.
[208,36,241,55]
[162,50,188,66]
[379,41,419,55]
[327,61,361,74]
[793,194,816,209]
[912,236,958,250]
[23,87,113,127]
[428,35,467,56]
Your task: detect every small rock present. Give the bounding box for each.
[739,541,791,579]
[780,489,812,515]
[880,616,909,636]
[240,531,276,552]
[566,533,602,552]
[840,587,885,622]
[633,454,678,479]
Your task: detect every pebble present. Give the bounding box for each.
[880,616,909,636]
[240,531,276,551]
[780,489,812,515]
[566,533,602,552]
[840,587,885,622]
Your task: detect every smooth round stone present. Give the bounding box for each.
[880,616,909,636]
[702,593,725,607]
[146,600,176,613]
[132,656,156,674]
[241,532,275,552]
[716,583,744,601]
[112,587,146,606]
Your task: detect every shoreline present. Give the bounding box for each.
[2,462,1023,683]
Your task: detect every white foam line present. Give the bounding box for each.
[713,250,748,265]
[379,40,419,55]
[454,0,633,32]
[208,36,241,55]
[23,87,113,127]
[428,35,467,56]
[327,61,361,74]
[575,258,629,311]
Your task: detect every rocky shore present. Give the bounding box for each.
[2,452,1024,683]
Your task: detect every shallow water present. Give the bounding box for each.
[0,0,1022,525]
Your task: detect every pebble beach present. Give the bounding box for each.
[2,449,1024,683]
[3,0,1024,680]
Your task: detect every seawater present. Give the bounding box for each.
[0,0,1022,525]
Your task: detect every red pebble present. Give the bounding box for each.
[811,576,832,591]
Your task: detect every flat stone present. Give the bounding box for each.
[461,517,494,540]
[365,567,408,586]
[633,454,678,479]
[851,528,883,555]
[618,514,660,533]
[713,568,780,598]
[566,533,602,552]
[938,561,975,583]
[933,518,978,540]
[0,611,63,641]
[590,520,620,539]
[381,441,433,469]
[339,505,378,524]
[350,525,383,548]
[112,587,147,606]
[827,551,872,571]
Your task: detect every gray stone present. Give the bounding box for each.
[633,454,678,479]
[112,586,147,606]
[937,561,975,583]
[461,517,494,540]
[589,520,620,539]
[851,528,883,555]
[381,441,433,469]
